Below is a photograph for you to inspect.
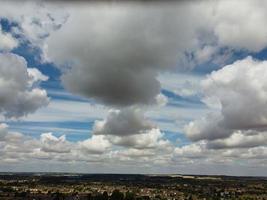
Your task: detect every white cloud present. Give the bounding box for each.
[185,56,267,151]
[207,131,267,149]
[40,132,71,153]
[27,68,49,86]
[0,25,18,51]
[212,0,267,52]
[174,142,207,159]
[91,107,171,150]
[184,112,232,141]
[0,123,266,175]
[0,1,67,59]
[203,56,267,130]
[107,128,171,150]
[1,0,267,174]
[0,53,49,118]
[78,135,111,154]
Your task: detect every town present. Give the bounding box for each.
[0,173,266,200]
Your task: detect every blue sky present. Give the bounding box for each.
[0,0,267,176]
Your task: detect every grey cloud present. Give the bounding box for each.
[91,107,172,150]
[3,1,267,107]
[45,3,208,106]
[184,113,232,141]
[93,107,155,136]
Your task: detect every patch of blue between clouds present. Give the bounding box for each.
[4,121,94,142]
[164,131,191,147]
[162,89,206,109]
[1,18,96,141]
[193,47,267,75]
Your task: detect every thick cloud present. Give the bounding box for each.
[91,107,170,149]
[174,143,207,159]
[93,107,154,136]
[78,135,111,154]
[185,57,267,146]
[2,1,267,107]
[185,113,232,141]
[44,3,210,106]
[211,0,267,52]
[203,57,267,130]
[43,0,267,107]
[107,128,171,150]
[207,131,267,149]
[0,53,49,118]
[1,1,267,174]
[40,133,71,153]
[0,123,266,175]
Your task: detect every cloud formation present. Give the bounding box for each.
[207,131,267,149]
[1,0,267,175]
[44,3,209,106]
[78,135,111,154]
[40,133,71,153]
[90,107,170,150]
[93,107,154,136]
[185,56,267,151]
[0,53,49,118]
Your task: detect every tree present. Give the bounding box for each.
[125,191,135,200]
[103,191,109,200]
[111,189,124,200]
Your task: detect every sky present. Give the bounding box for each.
[0,0,267,176]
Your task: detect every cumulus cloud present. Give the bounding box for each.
[42,0,267,107]
[91,107,171,150]
[107,128,171,150]
[40,133,71,153]
[93,107,154,136]
[184,113,232,141]
[0,123,266,175]
[1,0,267,174]
[211,0,267,52]
[207,131,267,149]
[185,56,267,151]
[2,1,267,108]
[203,57,267,130]
[78,135,111,154]
[0,53,49,118]
[43,3,211,107]
[174,142,207,159]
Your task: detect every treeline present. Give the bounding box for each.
[58,189,152,200]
